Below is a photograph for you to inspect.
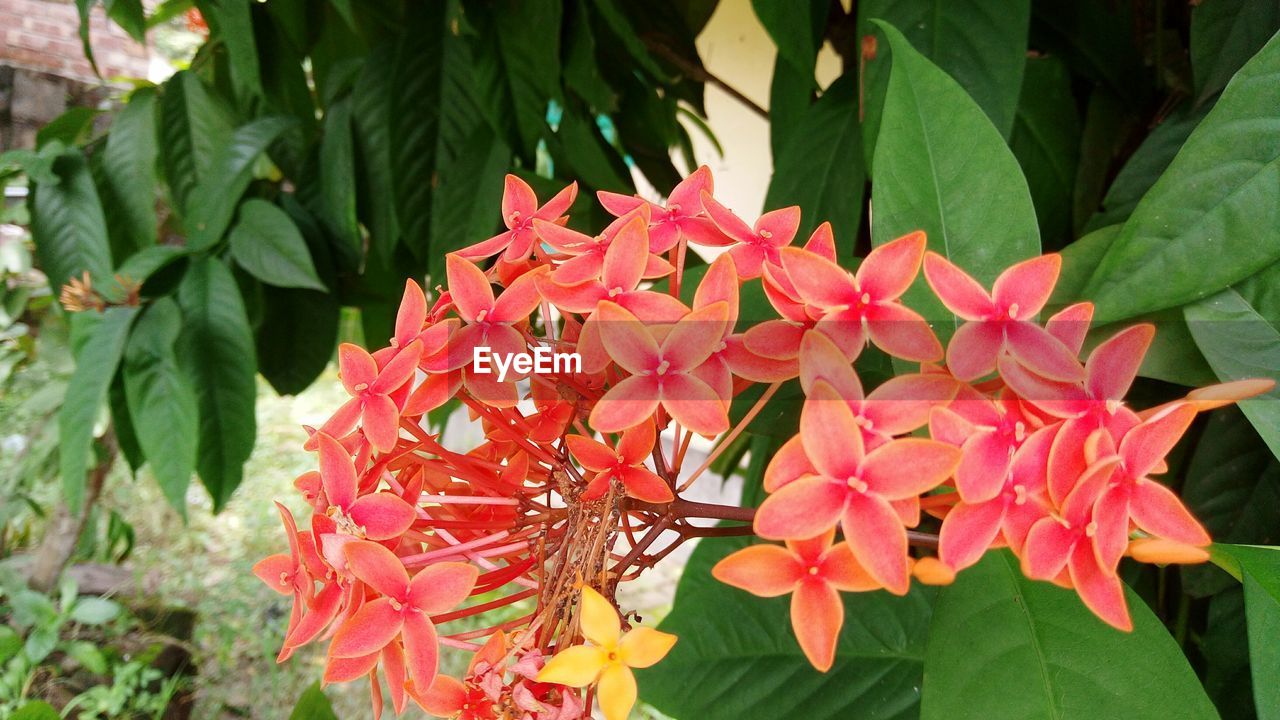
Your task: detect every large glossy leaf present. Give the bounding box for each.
[487,0,561,157]
[1184,407,1280,547]
[320,95,359,254]
[351,44,400,272]
[764,73,865,260]
[288,683,338,720]
[1199,588,1256,720]
[921,551,1219,720]
[31,151,113,294]
[209,0,263,106]
[428,126,510,264]
[640,535,935,720]
[1085,102,1212,232]
[859,0,1030,150]
[159,71,236,215]
[177,258,257,511]
[229,199,325,291]
[1009,56,1079,249]
[123,299,198,515]
[751,0,825,80]
[1084,30,1280,322]
[1028,0,1148,108]
[1191,0,1280,107]
[185,116,294,251]
[869,21,1040,337]
[1070,88,1135,237]
[58,307,137,511]
[101,88,158,256]
[1213,544,1280,720]
[1185,288,1280,460]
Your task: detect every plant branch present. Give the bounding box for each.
[642,37,770,120]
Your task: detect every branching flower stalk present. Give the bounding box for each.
[255,167,1273,720]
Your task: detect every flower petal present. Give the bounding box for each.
[317,432,358,510]
[859,231,925,300]
[791,579,843,671]
[862,438,962,500]
[601,216,650,292]
[597,662,638,720]
[1021,518,1075,580]
[800,380,865,480]
[401,611,440,693]
[579,586,621,647]
[661,301,730,372]
[339,343,379,393]
[954,430,1014,503]
[361,393,401,453]
[617,627,677,669]
[410,562,479,614]
[348,493,417,541]
[501,174,537,223]
[1119,404,1196,478]
[1068,543,1132,631]
[780,247,855,309]
[589,375,661,434]
[711,544,802,596]
[1005,321,1085,383]
[659,374,729,437]
[595,301,660,374]
[992,254,1060,317]
[329,597,403,658]
[345,541,410,599]
[445,254,495,322]
[923,253,993,320]
[1129,478,1211,547]
[864,302,944,362]
[754,476,846,540]
[841,493,911,595]
[537,646,607,687]
[946,321,1003,381]
[618,466,674,503]
[939,499,1005,571]
[566,434,618,472]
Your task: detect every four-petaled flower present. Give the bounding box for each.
[712,529,877,670]
[537,587,676,720]
[329,541,479,694]
[700,191,800,278]
[457,174,577,263]
[754,380,962,594]
[567,421,672,503]
[924,252,1084,382]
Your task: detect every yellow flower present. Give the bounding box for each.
[537,586,677,720]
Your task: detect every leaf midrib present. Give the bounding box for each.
[997,553,1064,720]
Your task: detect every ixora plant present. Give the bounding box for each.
[256,167,1271,719]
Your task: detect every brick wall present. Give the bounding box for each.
[0,0,151,84]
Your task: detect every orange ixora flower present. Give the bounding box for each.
[253,165,1272,718]
[537,587,676,720]
[712,529,877,670]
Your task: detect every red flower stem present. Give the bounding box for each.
[419,494,522,506]
[677,382,782,492]
[446,614,536,641]
[433,588,539,624]
[401,530,513,566]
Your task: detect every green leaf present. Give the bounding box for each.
[229,199,325,291]
[1085,102,1211,232]
[124,299,198,514]
[351,44,402,272]
[1185,288,1280,460]
[859,0,1031,148]
[115,245,190,284]
[177,258,258,511]
[1199,588,1255,719]
[1028,0,1148,108]
[185,116,294,251]
[31,151,114,294]
[12,701,60,720]
[921,551,1219,720]
[389,1,450,262]
[320,95,359,254]
[1084,30,1280,322]
[0,626,20,664]
[489,0,561,157]
[1009,56,1080,249]
[66,640,108,674]
[105,0,146,42]
[159,71,237,214]
[1183,407,1280,547]
[1191,0,1280,107]
[764,73,865,260]
[36,107,99,149]
[58,306,138,511]
[428,127,510,265]
[101,88,158,257]
[1071,87,1136,237]
[257,282,340,395]
[639,535,935,720]
[70,596,122,625]
[751,0,825,79]
[869,21,1040,340]
[550,105,632,192]
[209,0,263,105]
[75,0,102,76]
[1213,544,1280,720]
[288,682,338,720]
